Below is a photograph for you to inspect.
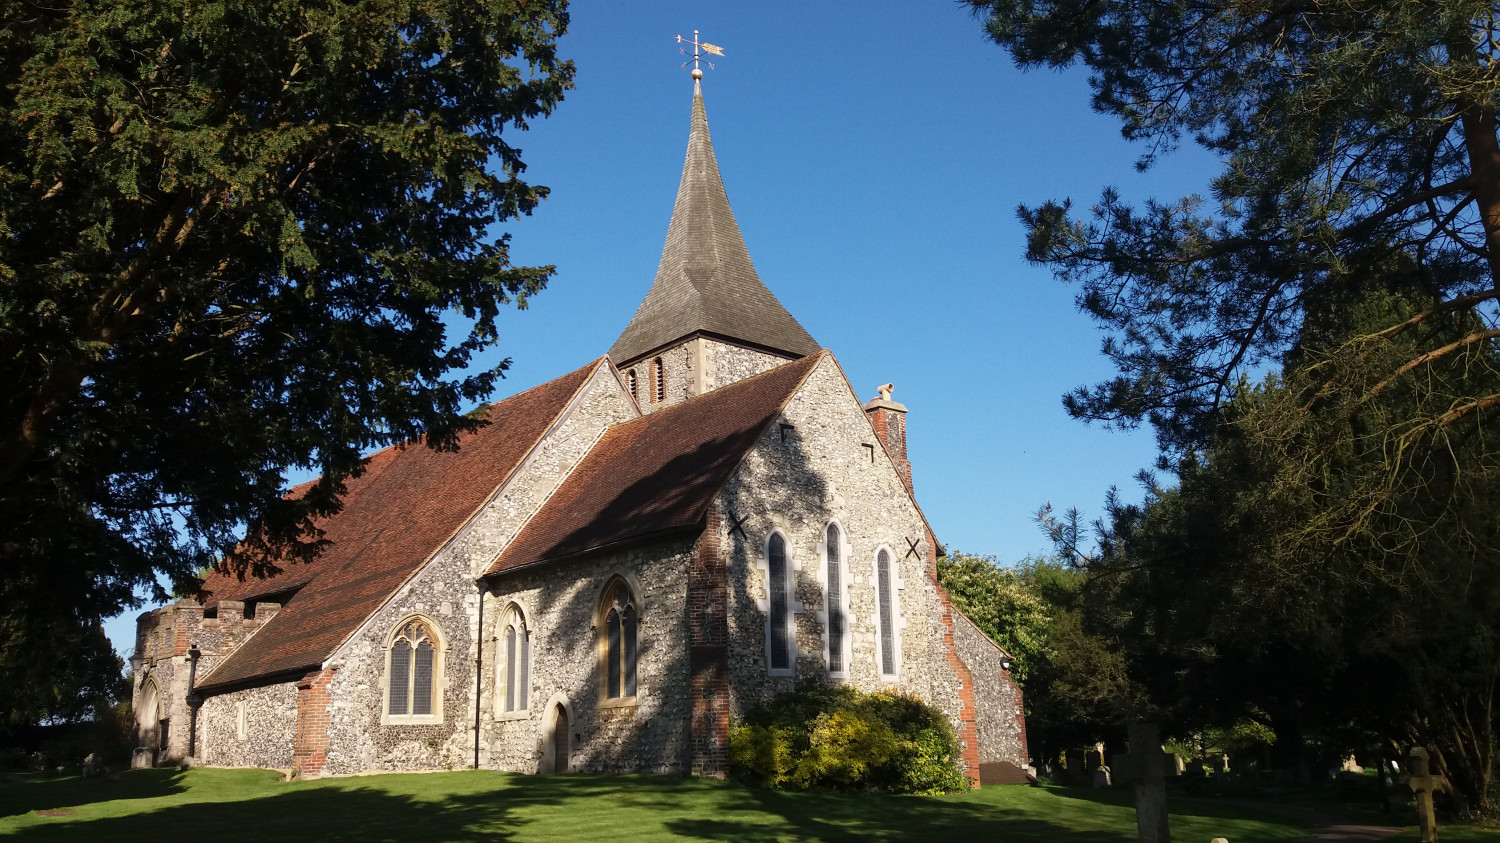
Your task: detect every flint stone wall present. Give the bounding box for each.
[480,537,696,774]
[317,366,637,776]
[198,681,298,769]
[950,610,1027,765]
[719,356,967,750]
[623,338,795,414]
[703,339,792,392]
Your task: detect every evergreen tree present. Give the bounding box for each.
[967,0,1500,454]
[0,1,573,662]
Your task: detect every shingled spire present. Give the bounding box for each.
[608,79,819,366]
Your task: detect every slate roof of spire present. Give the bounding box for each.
[608,80,819,364]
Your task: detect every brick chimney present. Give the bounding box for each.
[864,384,912,495]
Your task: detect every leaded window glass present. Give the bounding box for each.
[518,628,530,709]
[768,533,790,672]
[826,525,845,674]
[877,550,895,675]
[606,609,622,697]
[389,639,411,715]
[623,606,637,697]
[601,580,638,700]
[505,625,518,711]
[500,606,530,713]
[388,620,439,718]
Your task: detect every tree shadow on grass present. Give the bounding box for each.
[662,786,1128,842]
[7,779,521,842]
[1042,783,1322,835]
[2,773,1319,842]
[0,769,189,819]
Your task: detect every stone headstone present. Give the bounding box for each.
[1185,759,1206,778]
[1111,723,1173,843]
[1164,753,1186,776]
[1342,755,1364,774]
[130,747,154,769]
[81,753,105,778]
[1066,749,1085,784]
[1092,766,1112,788]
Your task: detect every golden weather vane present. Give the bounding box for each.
[676,30,724,80]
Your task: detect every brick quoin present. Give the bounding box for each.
[927,528,981,783]
[688,506,730,778]
[293,667,337,779]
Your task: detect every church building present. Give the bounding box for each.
[129,74,1028,782]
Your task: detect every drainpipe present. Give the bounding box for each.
[474,585,485,770]
[186,645,201,760]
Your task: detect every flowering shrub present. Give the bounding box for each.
[728,685,968,794]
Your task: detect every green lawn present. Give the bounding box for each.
[0,767,1457,842]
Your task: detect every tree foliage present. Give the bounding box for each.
[938,550,1146,766]
[1049,273,1500,812]
[0,618,124,731]
[967,0,1500,455]
[0,0,573,666]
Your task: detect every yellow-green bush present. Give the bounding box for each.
[728,685,968,794]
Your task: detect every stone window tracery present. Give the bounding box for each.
[384,617,443,724]
[498,605,531,715]
[599,579,637,701]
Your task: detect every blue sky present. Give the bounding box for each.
[103,3,1221,655]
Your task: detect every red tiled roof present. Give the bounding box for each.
[485,352,824,576]
[195,360,604,690]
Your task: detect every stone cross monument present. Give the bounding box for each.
[1405,746,1447,843]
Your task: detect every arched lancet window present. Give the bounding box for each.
[824,524,846,675]
[627,369,638,401]
[876,549,897,677]
[499,605,531,713]
[386,618,442,722]
[651,357,664,403]
[600,580,638,700]
[767,532,793,674]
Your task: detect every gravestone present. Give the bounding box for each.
[1092,765,1112,788]
[1066,749,1085,784]
[1111,723,1178,843]
[1405,746,1447,843]
[81,753,105,778]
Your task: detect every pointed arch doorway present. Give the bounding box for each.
[551,704,570,773]
[540,695,572,774]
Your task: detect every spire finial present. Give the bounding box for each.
[676,30,724,81]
